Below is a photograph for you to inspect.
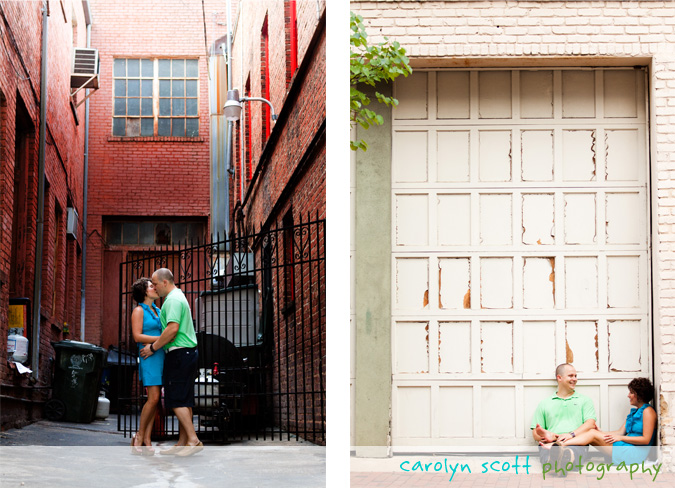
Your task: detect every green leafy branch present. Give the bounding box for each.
[350,11,412,151]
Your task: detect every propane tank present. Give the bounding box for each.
[194,369,219,408]
[7,333,29,364]
[96,391,110,419]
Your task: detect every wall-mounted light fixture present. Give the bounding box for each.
[224,89,278,122]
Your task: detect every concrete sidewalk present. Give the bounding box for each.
[0,415,325,487]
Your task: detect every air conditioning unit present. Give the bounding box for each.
[66,207,79,240]
[225,253,254,287]
[71,48,99,89]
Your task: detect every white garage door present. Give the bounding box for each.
[391,68,650,448]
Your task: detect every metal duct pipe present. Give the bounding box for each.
[80,0,92,341]
[31,0,49,380]
[225,0,234,189]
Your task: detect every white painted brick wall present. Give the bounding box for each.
[352,0,675,466]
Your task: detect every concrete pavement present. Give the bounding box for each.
[0,415,325,487]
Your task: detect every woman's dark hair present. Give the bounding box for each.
[628,377,654,404]
[132,278,151,304]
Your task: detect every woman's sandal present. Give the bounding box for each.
[130,434,143,456]
[159,444,185,455]
[141,441,156,456]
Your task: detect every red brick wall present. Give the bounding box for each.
[231,1,326,229]
[85,0,219,346]
[229,1,326,444]
[0,0,88,429]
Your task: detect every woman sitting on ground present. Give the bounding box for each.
[553,377,656,464]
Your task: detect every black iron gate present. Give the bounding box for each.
[114,217,325,444]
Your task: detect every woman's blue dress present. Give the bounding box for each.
[612,403,656,464]
[137,302,164,386]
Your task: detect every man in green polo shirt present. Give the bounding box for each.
[531,363,597,466]
[140,268,202,456]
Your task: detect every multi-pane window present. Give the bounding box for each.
[105,220,205,246]
[113,58,199,137]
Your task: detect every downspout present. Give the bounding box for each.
[225,0,234,217]
[80,0,92,342]
[240,0,244,191]
[31,0,49,380]
[238,0,244,202]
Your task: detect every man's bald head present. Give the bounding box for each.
[556,363,573,378]
[153,268,174,283]
[151,268,175,297]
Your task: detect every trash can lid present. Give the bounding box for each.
[51,340,107,353]
[105,347,137,366]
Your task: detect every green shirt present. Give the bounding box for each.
[160,288,197,350]
[530,391,597,434]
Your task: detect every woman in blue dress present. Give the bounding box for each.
[556,377,657,464]
[130,277,165,455]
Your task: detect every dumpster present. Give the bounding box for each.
[102,346,136,413]
[46,340,107,423]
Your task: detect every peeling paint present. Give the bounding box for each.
[423,289,429,308]
[566,340,574,364]
[608,320,641,371]
[523,258,554,309]
[522,130,554,181]
[660,393,669,420]
[439,258,471,310]
[508,136,513,181]
[604,131,609,181]
[593,194,598,243]
[566,321,598,372]
[438,268,443,309]
[439,322,471,373]
[463,288,471,309]
[481,322,514,373]
[591,129,597,181]
[608,327,612,371]
[563,130,596,181]
[522,194,554,245]
[481,338,484,373]
[425,323,429,363]
[438,332,442,366]
[548,257,555,305]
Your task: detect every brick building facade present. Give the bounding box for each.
[230,0,326,232]
[1,0,89,428]
[229,0,326,443]
[351,0,675,466]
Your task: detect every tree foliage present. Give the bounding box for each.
[350,11,412,151]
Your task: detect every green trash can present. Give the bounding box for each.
[47,340,107,423]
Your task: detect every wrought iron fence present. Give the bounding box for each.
[115,216,325,444]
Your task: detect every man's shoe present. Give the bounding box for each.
[551,443,572,477]
[159,444,185,456]
[174,441,204,457]
[559,446,573,474]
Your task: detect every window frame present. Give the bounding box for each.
[112,58,200,138]
[104,220,206,247]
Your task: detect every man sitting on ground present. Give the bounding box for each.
[531,363,597,468]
